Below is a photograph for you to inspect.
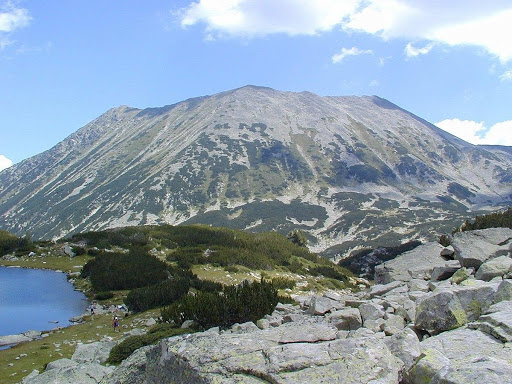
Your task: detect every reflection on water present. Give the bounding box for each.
[0,267,88,336]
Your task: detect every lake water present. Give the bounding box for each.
[0,267,89,336]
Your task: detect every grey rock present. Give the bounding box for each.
[0,333,32,346]
[415,281,497,333]
[100,345,153,384]
[22,362,113,384]
[382,313,406,335]
[476,300,512,342]
[21,370,40,383]
[144,328,402,384]
[493,279,512,303]
[145,317,157,327]
[45,358,77,371]
[63,244,75,257]
[358,301,385,323]
[277,322,337,343]
[71,341,117,364]
[450,267,473,284]
[404,348,450,384]
[475,255,512,281]
[231,321,260,334]
[452,228,512,268]
[180,319,195,329]
[384,327,421,371]
[430,260,461,281]
[440,246,455,259]
[375,242,446,284]
[407,279,430,292]
[256,318,270,330]
[430,357,512,384]
[327,307,362,331]
[369,281,404,297]
[364,318,385,333]
[307,295,344,315]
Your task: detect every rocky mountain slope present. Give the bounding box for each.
[21,227,512,384]
[0,86,511,257]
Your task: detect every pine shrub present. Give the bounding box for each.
[161,279,278,329]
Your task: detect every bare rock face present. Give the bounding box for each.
[1,86,511,256]
[374,242,446,284]
[451,228,512,268]
[144,326,403,384]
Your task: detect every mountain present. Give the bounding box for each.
[0,85,511,258]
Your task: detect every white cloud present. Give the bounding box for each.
[0,2,31,33]
[0,1,31,51]
[0,154,13,171]
[404,42,434,58]
[180,0,359,37]
[436,118,512,146]
[177,1,512,62]
[332,46,372,64]
[500,70,512,81]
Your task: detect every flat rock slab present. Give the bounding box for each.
[452,228,512,268]
[408,328,512,384]
[145,323,402,384]
[374,242,446,284]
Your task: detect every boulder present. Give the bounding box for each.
[358,301,385,324]
[144,329,402,384]
[307,295,344,315]
[374,242,446,284]
[475,300,512,342]
[429,357,512,384]
[100,345,153,384]
[450,267,473,284]
[384,327,421,371]
[327,308,362,331]
[493,279,512,303]
[407,327,512,384]
[22,361,113,384]
[451,228,512,268]
[71,341,117,364]
[475,255,512,281]
[415,281,498,333]
[369,281,404,297]
[430,260,461,281]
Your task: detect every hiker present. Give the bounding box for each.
[90,303,95,315]
[112,316,119,332]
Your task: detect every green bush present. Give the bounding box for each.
[81,247,168,291]
[94,291,114,301]
[310,266,348,282]
[271,277,296,290]
[125,278,191,312]
[0,230,35,256]
[439,234,451,247]
[106,325,188,364]
[161,279,278,329]
[455,207,512,233]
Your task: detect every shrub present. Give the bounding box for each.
[439,234,451,247]
[125,278,191,312]
[0,230,35,256]
[94,291,114,301]
[455,207,512,233]
[271,277,296,290]
[81,247,168,291]
[106,325,188,364]
[161,279,278,329]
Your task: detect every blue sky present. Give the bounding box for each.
[1,0,512,171]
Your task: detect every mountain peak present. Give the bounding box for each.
[0,87,510,256]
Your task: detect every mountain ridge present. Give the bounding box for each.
[0,86,511,257]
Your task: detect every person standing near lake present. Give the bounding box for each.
[112,316,119,332]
